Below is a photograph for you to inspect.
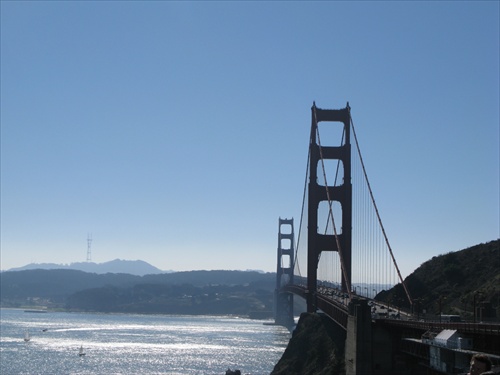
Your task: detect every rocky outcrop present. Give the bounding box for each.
[271,312,346,375]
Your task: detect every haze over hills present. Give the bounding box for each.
[0,268,278,316]
[1,240,497,318]
[6,259,168,276]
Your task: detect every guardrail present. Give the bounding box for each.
[378,318,500,335]
[280,284,500,336]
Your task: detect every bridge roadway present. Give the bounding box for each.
[281,283,500,356]
[282,284,349,329]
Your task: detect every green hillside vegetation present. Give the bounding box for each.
[0,269,276,316]
[66,283,273,315]
[379,239,499,319]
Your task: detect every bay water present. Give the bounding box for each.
[0,308,291,374]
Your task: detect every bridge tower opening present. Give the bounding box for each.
[307,102,352,313]
[274,217,295,328]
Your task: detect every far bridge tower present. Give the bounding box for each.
[274,218,295,328]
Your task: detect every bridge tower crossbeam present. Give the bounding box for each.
[307,102,352,313]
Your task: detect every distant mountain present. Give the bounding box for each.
[0,269,276,313]
[7,259,166,276]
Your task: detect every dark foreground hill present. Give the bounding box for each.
[271,313,345,375]
[378,239,499,318]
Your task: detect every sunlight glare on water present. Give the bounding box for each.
[0,309,291,374]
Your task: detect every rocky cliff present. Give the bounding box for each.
[271,312,346,375]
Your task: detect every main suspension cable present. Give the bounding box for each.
[349,111,413,306]
[293,133,311,280]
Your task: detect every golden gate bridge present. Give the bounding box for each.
[276,102,411,323]
[274,102,499,374]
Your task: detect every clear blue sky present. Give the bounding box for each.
[1,1,498,278]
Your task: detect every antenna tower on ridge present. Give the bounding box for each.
[86,234,92,262]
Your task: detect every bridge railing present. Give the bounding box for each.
[281,283,349,329]
[316,293,348,330]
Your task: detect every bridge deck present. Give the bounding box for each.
[281,284,500,336]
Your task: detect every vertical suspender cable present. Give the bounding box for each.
[350,113,413,307]
[293,133,312,280]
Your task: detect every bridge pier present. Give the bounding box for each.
[345,298,372,375]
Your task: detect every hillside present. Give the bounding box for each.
[0,269,141,304]
[379,239,499,319]
[0,269,276,316]
[2,240,498,319]
[271,313,345,375]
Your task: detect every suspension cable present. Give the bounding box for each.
[313,106,353,298]
[349,111,413,306]
[293,132,312,280]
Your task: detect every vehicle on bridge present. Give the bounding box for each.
[440,314,462,323]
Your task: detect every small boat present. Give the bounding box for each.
[78,345,86,356]
[24,331,30,342]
